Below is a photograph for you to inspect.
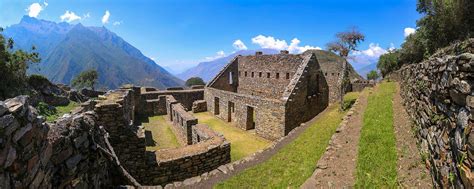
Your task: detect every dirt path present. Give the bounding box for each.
[393,83,433,188]
[301,89,369,188]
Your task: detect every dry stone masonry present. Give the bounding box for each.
[393,38,474,188]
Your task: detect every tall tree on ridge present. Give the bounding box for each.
[326,27,365,110]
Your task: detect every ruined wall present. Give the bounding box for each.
[394,39,474,188]
[192,100,207,113]
[351,80,374,92]
[237,54,303,99]
[168,99,198,145]
[95,89,147,183]
[0,96,125,188]
[205,88,286,140]
[283,55,329,134]
[142,124,230,185]
[141,89,204,111]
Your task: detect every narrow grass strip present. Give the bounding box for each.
[355,82,397,188]
[215,99,355,188]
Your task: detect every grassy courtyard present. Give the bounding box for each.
[215,92,359,188]
[355,82,398,188]
[39,101,80,122]
[141,115,181,151]
[194,112,271,162]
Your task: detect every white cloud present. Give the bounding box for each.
[251,35,288,50]
[288,38,322,53]
[83,12,91,19]
[113,21,122,26]
[60,11,81,23]
[350,43,388,67]
[26,3,45,18]
[251,35,321,53]
[232,40,248,50]
[404,27,416,37]
[102,10,110,24]
[205,50,226,61]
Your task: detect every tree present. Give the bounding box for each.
[71,69,99,90]
[367,70,379,80]
[377,50,401,78]
[326,27,365,110]
[0,27,40,99]
[185,77,205,86]
[398,0,474,65]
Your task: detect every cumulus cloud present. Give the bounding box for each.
[251,35,321,53]
[26,2,46,17]
[205,50,226,61]
[288,38,322,53]
[102,10,110,24]
[113,21,122,26]
[233,40,248,50]
[251,35,288,50]
[404,27,416,37]
[350,43,389,67]
[60,11,81,23]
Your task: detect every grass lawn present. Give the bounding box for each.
[142,116,181,151]
[194,112,271,162]
[215,91,359,188]
[44,101,80,122]
[355,81,398,188]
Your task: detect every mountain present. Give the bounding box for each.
[4,16,183,89]
[355,63,378,79]
[178,49,279,81]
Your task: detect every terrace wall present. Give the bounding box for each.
[393,39,474,188]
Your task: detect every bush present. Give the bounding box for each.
[28,74,51,87]
[185,77,205,86]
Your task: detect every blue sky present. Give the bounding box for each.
[0,0,420,73]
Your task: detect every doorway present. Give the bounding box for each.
[214,97,220,115]
[228,101,234,122]
[246,106,255,130]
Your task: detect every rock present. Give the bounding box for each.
[467,96,474,108]
[4,147,16,168]
[4,95,29,114]
[0,114,20,136]
[183,176,201,186]
[66,154,83,169]
[13,123,32,143]
[217,165,229,174]
[0,102,7,116]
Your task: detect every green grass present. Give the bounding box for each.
[142,115,181,151]
[194,112,271,161]
[41,101,80,122]
[355,81,398,188]
[215,102,351,188]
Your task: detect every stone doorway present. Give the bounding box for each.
[246,106,255,130]
[228,101,234,122]
[214,97,220,115]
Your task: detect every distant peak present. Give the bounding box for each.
[20,15,39,24]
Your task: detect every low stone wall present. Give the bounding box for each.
[165,96,198,145]
[142,124,230,185]
[394,39,474,188]
[142,89,204,111]
[0,96,129,188]
[351,80,374,92]
[192,100,207,113]
[95,89,147,182]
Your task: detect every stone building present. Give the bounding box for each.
[205,50,330,140]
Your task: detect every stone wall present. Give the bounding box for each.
[0,96,131,188]
[192,100,207,113]
[94,89,147,182]
[141,89,204,111]
[142,124,230,185]
[394,39,474,188]
[166,97,198,145]
[205,87,286,140]
[283,54,329,134]
[351,80,374,92]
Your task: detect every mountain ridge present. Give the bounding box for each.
[4,16,183,89]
